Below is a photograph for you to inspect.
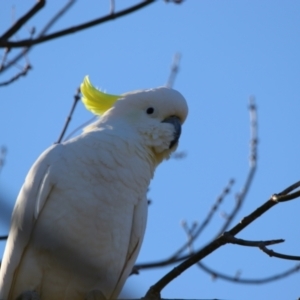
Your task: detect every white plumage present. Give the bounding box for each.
[0,85,188,300]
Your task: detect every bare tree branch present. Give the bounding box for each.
[259,245,300,261]
[0,0,45,40]
[144,181,300,299]
[0,48,10,71]
[223,234,284,247]
[0,1,156,48]
[110,0,115,15]
[64,116,97,142]
[0,146,7,176]
[56,87,81,144]
[228,181,300,236]
[197,262,300,284]
[272,187,300,202]
[165,53,181,88]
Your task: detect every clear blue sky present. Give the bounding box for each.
[1,1,300,299]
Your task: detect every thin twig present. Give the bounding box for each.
[63,116,97,142]
[272,188,300,202]
[165,0,185,3]
[229,181,300,237]
[133,254,188,274]
[197,262,300,284]
[277,181,300,196]
[165,53,181,88]
[222,233,284,247]
[0,0,45,40]
[0,235,8,241]
[38,0,76,37]
[259,245,300,261]
[171,151,187,160]
[0,146,7,175]
[110,0,115,14]
[180,221,198,253]
[217,97,258,235]
[0,1,156,48]
[171,179,235,260]
[0,48,10,71]
[56,87,81,144]
[134,179,235,273]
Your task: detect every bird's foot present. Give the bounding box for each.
[16,291,40,300]
[85,289,107,300]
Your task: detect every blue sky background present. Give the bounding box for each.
[1,1,300,299]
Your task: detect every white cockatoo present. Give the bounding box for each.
[0,77,188,300]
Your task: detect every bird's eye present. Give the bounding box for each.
[146,107,154,115]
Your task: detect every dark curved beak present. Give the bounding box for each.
[162,116,182,149]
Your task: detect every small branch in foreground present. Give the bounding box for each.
[144,180,300,299]
[272,190,300,202]
[0,1,156,48]
[223,233,284,247]
[0,235,8,241]
[56,87,81,144]
[259,245,300,261]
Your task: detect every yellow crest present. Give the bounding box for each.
[80,76,120,115]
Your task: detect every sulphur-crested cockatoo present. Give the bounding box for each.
[0,76,188,300]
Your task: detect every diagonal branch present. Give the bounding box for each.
[56,87,81,144]
[171,179,235,260]
[0,1,156,48]
[223,234,284,247]
[144,180,300,298]
[0,0,45,40]
[63,116,97,142]
[165,53,181,88]
[0,0,76,75]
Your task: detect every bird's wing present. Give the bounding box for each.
[0,144,62,299]
[110,195,148,298]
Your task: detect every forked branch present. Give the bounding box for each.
[144,181,300,299]
[0,1,156,48]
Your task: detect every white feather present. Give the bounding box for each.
[0,87,188,300]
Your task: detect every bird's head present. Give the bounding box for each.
[80,76,188,164]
